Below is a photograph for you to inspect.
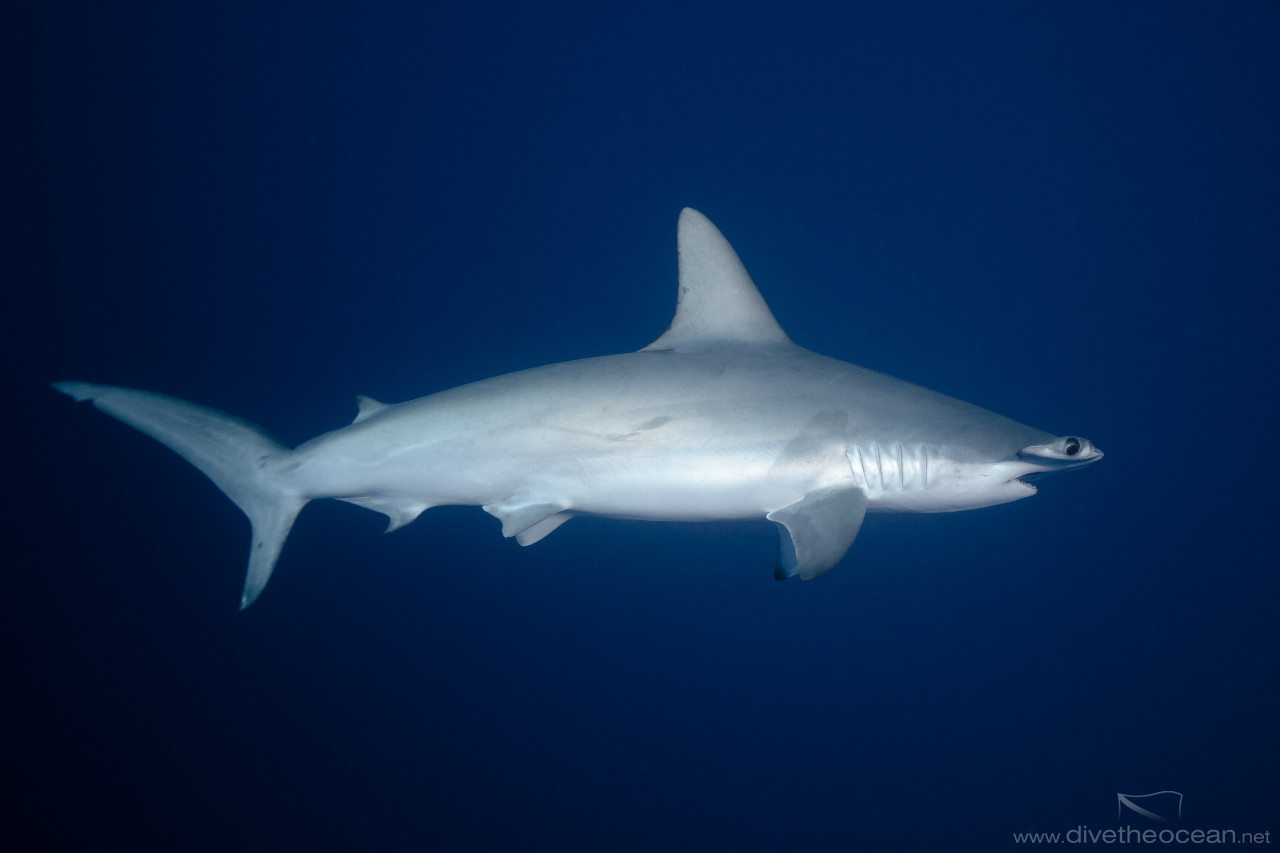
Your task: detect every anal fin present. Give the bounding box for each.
[766,485,867,581]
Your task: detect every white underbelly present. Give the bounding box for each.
[507,444,845,522]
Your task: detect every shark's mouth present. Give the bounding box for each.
[1016,473,1045,492]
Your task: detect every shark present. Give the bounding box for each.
[54,208,1102,608]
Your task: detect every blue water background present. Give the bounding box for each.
[9,3,1278,850]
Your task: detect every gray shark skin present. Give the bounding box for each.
[54,208,1102,608]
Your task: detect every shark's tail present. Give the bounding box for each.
[53,382,307,609]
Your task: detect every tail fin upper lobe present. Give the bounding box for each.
[53,382,307,608]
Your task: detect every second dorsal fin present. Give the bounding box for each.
[352,395,387,424]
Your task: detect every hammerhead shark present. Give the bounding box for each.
[55,208,1102,608]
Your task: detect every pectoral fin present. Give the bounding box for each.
[766,485,867,581]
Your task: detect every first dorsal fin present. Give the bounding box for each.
[353,395,386,424]
[642,208,791,352]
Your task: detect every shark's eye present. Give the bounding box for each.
[1063,437,1081,456]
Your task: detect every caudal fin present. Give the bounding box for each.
[53,382,307,608]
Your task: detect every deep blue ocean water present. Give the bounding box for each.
[9,3,1278,850]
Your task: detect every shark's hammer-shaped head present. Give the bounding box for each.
[1008,434,1105,490]
[933,434,1104,511]
[1017,435,1104,472]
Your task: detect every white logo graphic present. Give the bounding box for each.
[1117,791,1183,823]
